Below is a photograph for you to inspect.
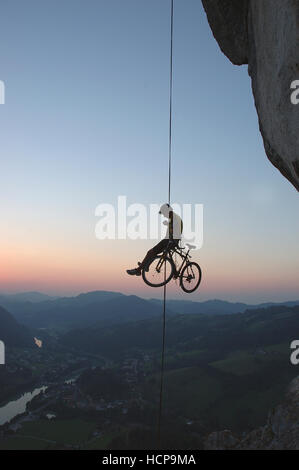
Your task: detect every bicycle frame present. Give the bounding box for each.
[157,242,191,278]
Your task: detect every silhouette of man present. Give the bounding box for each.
[126,203,183,276]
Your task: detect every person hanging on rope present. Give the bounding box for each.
[126,203,183,276]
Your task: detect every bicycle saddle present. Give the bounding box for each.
[186,243,196,250]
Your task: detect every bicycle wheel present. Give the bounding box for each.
[142,255,175,288]
[180,262,202,293]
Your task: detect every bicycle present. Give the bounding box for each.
[142,241,202,293]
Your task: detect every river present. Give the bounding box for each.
[0,386,48,426]
[0,371,84,426]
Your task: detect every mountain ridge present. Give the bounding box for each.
[1,290,298,330]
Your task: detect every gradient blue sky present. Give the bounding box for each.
[0,0,298,303]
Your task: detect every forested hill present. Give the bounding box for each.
[0,305,34,347]
[60,304,299,359]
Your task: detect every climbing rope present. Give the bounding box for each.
[157,0,174,449]
[167,0,174,207]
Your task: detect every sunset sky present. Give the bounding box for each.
[0,0,298,303]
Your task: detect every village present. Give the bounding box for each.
[0,349,152,449]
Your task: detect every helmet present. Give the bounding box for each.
[159,203,172,216]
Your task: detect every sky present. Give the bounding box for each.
[0,0,298,303]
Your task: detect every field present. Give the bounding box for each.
[0,436,48,450]
[142,340,296,432]
[0,419,119,449]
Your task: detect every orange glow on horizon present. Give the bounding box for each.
[1,235,298,302]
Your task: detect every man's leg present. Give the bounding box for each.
[126,239,169,276]
[138,239,169,270]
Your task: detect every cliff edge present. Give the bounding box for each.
[202,0,299,191]
[204,375,299,450]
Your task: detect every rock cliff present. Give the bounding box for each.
[204,375,299,449]
[202,0,299,191]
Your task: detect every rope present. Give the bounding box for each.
[168,0,174,207]
[157,0,174,450]
[157,283,167,448]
